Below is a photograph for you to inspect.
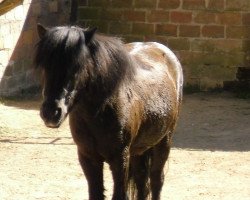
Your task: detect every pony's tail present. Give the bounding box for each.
[128,151,152,200]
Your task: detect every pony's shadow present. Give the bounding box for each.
[173,94,250,152]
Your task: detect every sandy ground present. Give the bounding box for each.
[0,92,249,200]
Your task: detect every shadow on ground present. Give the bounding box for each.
[173,93,250,152]
[0,97,41,110]
[0,136,73,145]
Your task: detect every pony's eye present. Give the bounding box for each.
[63,88,68,95]
[65,95,71,104]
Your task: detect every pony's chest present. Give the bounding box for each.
[69,110,124,158]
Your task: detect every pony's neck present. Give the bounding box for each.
[81,35,135,104]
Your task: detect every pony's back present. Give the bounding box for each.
[127,42,183,103]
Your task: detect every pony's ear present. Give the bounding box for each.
[84,27,97,44]
[37,23,47,39]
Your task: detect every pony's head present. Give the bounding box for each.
[34,24,97,128]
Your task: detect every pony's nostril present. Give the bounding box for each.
[54,107,62,119]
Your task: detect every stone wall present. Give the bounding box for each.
[78,0,250,90]
[0,0,71,97]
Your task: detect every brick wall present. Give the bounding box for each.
[78,0,250,90]
[0,0,71,97]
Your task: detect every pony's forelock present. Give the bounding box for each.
[34,26,86,70]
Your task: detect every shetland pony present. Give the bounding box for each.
[34,24,183,200]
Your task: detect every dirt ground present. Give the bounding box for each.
[0,92,249,200]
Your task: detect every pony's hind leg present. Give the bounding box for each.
[130,151,151,200]
[150,135,171,200]
[77,150,105,200]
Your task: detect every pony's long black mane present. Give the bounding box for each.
[86,31,135,90]
[34,25,135,98]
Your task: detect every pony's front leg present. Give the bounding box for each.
[77,149,105,200]
[109,146,130,200]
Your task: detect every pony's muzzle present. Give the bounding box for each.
[40,101,63,128]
